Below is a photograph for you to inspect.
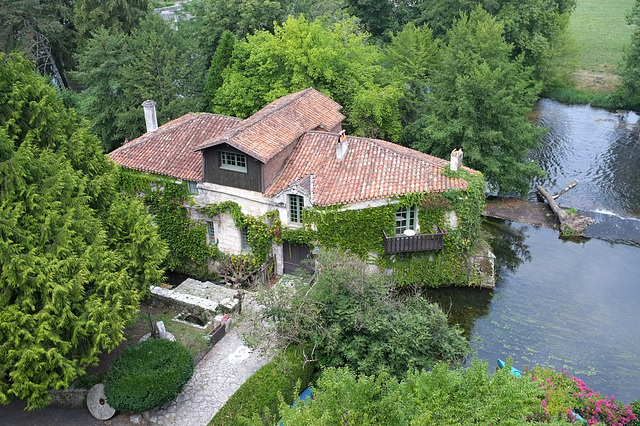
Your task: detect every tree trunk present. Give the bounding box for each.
[552,179,579,200]
[537,185,594,236]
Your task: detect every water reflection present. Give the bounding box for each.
[530,99,640,219]
[484,218,532,278]
[437,220,640,403]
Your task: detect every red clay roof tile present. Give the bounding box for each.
[194,88,344,162]
[266,132,470,206]
[109,113,241,181]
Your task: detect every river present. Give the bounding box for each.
[428,99,640,404]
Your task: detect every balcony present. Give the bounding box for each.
[382,227,445,254]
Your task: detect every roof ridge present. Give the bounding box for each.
[215,88,314,140]
[315,133,448,167]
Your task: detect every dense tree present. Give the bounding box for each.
[74,0,149,41]
[415,0,577,89]
[204,30,237,112]
[256,249,470,378]
[186,0,349,65]
[72,28,129,152]
[0,0,75,86]
[489,0,577,89]
[213,16,403,141]
[278,361,637,424]
[619,0,640,110]
[0,53,167,409]
[411,7,545,195]
[383,23,441,144]
[74,14,206,151]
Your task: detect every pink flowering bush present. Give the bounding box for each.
[526,367,636,425]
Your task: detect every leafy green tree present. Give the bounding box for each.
[74,0,149,41]
[0,52,167,409]
[278,361,567,424]
[186,0,349,65]
[490,0,577,89]
[412,7,545,195]
[415,0,577,89]
[74,14,207,151]
[256,249,470,378]
[383,23,441,144]
[117,14,207,141]
[619,0,640,110]
[415,0,477,37]
[204,30,237,112]
[344,0,394,37]
[72,28,129,152]
[214,16,403,141]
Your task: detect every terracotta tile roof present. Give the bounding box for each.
[266,132,471,206]
[194,88,344,162]
[109,113,242,181]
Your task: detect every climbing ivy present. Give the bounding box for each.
[119,166,485,288]
[203,201,283,267]
[389,169,486,287]
[117,169,218,279]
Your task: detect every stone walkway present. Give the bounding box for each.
[148,326,273,426]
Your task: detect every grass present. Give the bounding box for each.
[568,0,636,74]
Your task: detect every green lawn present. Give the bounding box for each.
[568,0,636,72]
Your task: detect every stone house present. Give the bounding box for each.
[109,88,478,276]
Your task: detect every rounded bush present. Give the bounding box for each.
[104,338,194,412]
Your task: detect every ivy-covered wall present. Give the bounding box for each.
[285,169,486,287]
[118,168,218,280]
[119,166,485,288]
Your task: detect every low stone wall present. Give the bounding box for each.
[48,385,88,408]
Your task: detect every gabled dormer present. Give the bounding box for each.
[194,88,344,193]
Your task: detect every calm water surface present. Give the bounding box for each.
[429,100,640,404]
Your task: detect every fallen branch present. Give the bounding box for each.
[537,185,594,236]
[553,179,579,200]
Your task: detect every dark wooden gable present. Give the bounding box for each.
[202,143,263,192]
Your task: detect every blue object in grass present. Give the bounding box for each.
[497,358,523,378]
[290,387,313,408]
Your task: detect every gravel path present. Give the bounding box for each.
[148,326,273,426]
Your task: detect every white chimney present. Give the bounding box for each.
[142,100,158,133]
[336,130,348,161]
[450,148,463,171]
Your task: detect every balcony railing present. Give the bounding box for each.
[382,227,445,254]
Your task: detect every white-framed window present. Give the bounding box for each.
[240,227,251,253]
[395,206,417,235]
[220,151,247,173]
[288,194,304,224]
[206,221,216,246]
[187,181,199,195]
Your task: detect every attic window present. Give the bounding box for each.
[221,151,247,173]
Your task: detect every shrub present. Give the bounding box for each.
[104,338,194,412]
[209,345,315,425]
[629,400,640,426]
[528,367,637,425]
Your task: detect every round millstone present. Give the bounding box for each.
[86,383,116,420]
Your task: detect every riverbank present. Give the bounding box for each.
[484,197,559,229]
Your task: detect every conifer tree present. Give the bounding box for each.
[0,52,167,409]
[411,7,545,195]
